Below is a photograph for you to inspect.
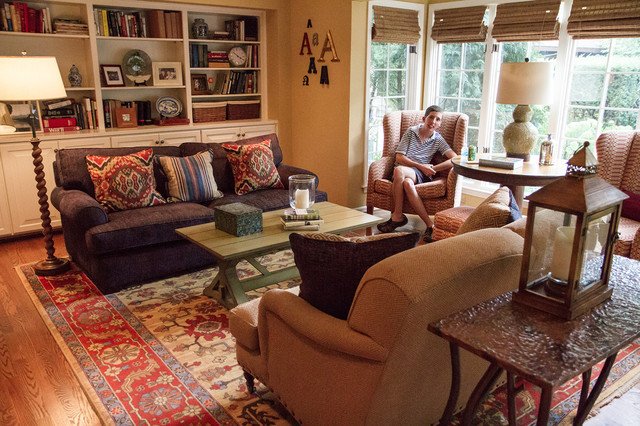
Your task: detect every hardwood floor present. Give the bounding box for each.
[0,234,101,425]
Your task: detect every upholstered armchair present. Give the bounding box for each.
[366,110,469,218]
[595,131,640,260]
[228,228,524,425]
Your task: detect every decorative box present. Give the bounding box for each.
[214,202,263,236]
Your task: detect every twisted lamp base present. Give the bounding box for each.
[31,136,70,276]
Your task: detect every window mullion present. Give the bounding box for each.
[477,5,498,153]
[597,40,615,132]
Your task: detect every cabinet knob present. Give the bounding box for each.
[155,140,160,145]
[160,140,165,145]
[236,133,241,137]
[241,133,246,137]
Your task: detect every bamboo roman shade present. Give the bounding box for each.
[492,0,561,42]
[567,0,640,39]
[430,6,487,43]
[371,6,421,45]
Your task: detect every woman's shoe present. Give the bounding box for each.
[422,227,434,243]
[377,214,408,233]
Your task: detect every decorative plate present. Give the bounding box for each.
[122,50,152,85]
[155,96,182,118]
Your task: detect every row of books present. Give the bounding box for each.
[40,97,98,132]
[224,17,258,42]
[93,9,181,38]
[103,99,154,128]
[0,2,52,33]
[213,71,257,95]
[281,208,323,231]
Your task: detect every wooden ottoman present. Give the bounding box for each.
[433,206,475,241]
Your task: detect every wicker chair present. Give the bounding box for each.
[366,110,468,220]
[595,131,640,260]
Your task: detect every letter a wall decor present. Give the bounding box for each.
[300,20,339,87]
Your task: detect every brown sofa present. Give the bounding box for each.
[229,228,524,425]
[51,133,327,293]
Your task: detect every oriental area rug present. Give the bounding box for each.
[16,253,640,426]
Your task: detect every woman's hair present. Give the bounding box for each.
[424,105,443,116]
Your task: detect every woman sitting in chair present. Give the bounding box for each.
[377,105,456,243]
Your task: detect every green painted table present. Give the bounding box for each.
[176,201,383,308]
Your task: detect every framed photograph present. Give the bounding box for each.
[191,73,210,94]
[100,64,125,87]
[152,62,183,86]
[114,106,138,128]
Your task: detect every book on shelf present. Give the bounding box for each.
[283,208,321,221]
[281,222,321,231]
[42,116,77,128]
[42,125,82,133]
[478,156,524,170]
[43,98,74,110]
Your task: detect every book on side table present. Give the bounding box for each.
[478,156,524,170]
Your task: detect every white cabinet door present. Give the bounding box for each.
[0,140,60,234]
[59,137,110,149]
[158,130,200,146]
[201,124,276,144]
[0,158,13,236]
[110,133,158,148]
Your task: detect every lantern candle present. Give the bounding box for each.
[294,189,310,209]
[551,226,574,281]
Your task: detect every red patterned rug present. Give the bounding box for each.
[16,256,640,425]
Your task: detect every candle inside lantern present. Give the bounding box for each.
[294,189,310,209]
[551,226,574,281]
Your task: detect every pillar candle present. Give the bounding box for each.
[550,226,574,281]
[294,189,310,209]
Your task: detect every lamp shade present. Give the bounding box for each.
[496,61,554,105]
[0,56,66,101]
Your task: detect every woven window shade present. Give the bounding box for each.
[430,6,487,44]
[493,0,560,42]
[568,0,640,39]
[371,6,421,45]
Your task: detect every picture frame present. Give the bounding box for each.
[100,64,125,87]
[152,62,183,86]
[114,106,138,128]
[190,73,210,95]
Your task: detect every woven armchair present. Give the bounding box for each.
[366,110,468,217]
[595,131,640,260]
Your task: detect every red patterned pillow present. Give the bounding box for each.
[222,139,284,195]
[86,148,166,212]
[621,190,640,222]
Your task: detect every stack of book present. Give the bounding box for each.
[41,97,98,132]
[478,156,524,170]
[281,208,323,231]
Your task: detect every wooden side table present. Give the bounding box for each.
[428,256,640,425]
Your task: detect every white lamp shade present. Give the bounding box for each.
[496,61,554,105]
[0,56,66,101]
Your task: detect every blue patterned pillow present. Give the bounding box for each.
[158,150,223,202]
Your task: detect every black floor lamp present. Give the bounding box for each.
[0,53,70,275]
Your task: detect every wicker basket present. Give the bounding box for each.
[193,101,227,123]
[227,100,260,120]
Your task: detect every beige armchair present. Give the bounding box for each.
[229,228,523,425]
[366,110,469,217]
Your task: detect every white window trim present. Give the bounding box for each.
[363,0,425,188]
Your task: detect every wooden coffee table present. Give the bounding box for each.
[176,201,383,308]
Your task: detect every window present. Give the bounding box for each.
[435,42,485,148]
[366,2,423,166]
[563,38,640,158]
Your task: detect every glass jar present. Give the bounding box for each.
[288,174,316,210]
[539,134,555,166]
[192,18,208,39]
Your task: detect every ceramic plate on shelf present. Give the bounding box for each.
[122,50,152,86]
[156,96,182,118]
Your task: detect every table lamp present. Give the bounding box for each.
[496,60,554,161]
[0,54,70,275]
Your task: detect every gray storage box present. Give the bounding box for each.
[214,202,263,236]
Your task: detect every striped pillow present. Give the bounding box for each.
[158,150,223,202]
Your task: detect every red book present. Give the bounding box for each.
[27,6,36,32]
[42,125,81,133]
[42,117,77,128]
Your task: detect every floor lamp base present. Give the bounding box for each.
[33,257,70,276]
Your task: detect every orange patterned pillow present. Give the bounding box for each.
[222,139,284,195]
[86,148,166,212]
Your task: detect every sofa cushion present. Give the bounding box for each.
[621,190,640,222]
[85,202,215,255]
[222,140,284,195]
[55,146,180,196]
[457,186,521,235]
[158,150,223,203]
[290,231,419,320]
[208,188,329,212]
[86,148,166,212]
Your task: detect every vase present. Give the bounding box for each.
[68,64,82,87]
[288,174,316,210]
[192,18,208,39]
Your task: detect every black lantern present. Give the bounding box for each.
[513,142,628,319]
